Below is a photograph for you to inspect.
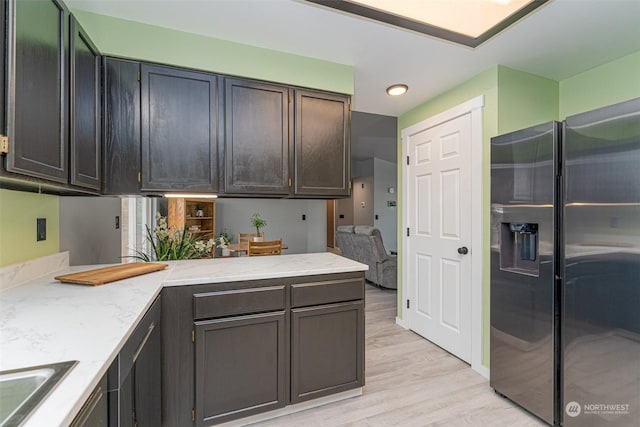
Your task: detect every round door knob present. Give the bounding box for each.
[458,246,469,255]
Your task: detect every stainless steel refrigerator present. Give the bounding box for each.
[490,97,640,426]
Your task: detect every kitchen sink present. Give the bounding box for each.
[0,361,77,427]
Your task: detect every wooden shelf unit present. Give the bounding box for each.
[168,198,216,239]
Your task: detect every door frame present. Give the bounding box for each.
[400,95,486,377]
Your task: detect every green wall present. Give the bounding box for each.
[397,66,498,368]
[71,10,354,95]
[0,189,60,267]
[0,10,355,268]
[397,54,639,368]
[559,51,640,118]
[398,65,561,368]
[497,66,559,133]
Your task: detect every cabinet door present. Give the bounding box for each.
[294,90,351,197]
[224,78,291,195]
[132,317,162,427]
[70,16,100,190]
[115,295,162,427]
[194,312,286,426]
[1,0,6,137]
[102,57,140,195]
[141,64,219,192]
[291,300,364,403]
[6,0,68,183]
[118,370,135,427]
[70,376,108,427]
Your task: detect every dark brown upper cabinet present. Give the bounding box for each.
[140,64,219,192]
[0,0,6,138]
[101,60,350,197]
[224,78,292,195]
[294,89,351,197]
[102,57,141,195]
[70,15,100,190]
[4,0,69,183]
[1,1,101,194]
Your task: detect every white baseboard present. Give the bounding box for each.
[473,364,490,379]
[395,316,408,329]
[215,388,363,427]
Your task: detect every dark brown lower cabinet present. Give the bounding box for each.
[161,272,364,427]
[194,312,286,427]
[109,296,162,427]
[128,318,162,427]
[291,301,364,403]
[71,376,108,427]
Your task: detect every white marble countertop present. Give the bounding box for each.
[0,252,367,427]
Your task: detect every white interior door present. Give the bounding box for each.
[406,113,472,363]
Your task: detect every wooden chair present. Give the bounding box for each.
[247,239,282,256]
[238,232,264,244]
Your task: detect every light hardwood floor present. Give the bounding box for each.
[251,284,546,427]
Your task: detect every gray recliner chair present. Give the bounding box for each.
[336,225,397,289]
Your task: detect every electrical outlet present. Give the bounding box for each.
[37,218,46,241]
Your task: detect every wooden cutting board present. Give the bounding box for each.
[55,263,168,286]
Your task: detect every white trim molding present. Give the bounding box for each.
[475,364,490,380]
[400,95,485,376]
[395,316,409,329]
[216,388,362,427]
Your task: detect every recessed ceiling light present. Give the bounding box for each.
[386,84,408,96]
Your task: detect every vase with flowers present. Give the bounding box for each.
[129,213,215,261]
[215,231,232,256]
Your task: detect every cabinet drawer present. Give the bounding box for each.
[291,278,363,308]
[193,286,285,320]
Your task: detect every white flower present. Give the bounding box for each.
[194,240,206,253]
[215,236,228,248]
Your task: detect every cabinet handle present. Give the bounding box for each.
[132,322,155,363]
[69,383,105,427]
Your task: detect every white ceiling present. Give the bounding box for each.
[66,0,640,117]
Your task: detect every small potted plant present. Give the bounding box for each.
[250,212,267,241]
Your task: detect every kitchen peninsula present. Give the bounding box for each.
[0,252,367,427]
